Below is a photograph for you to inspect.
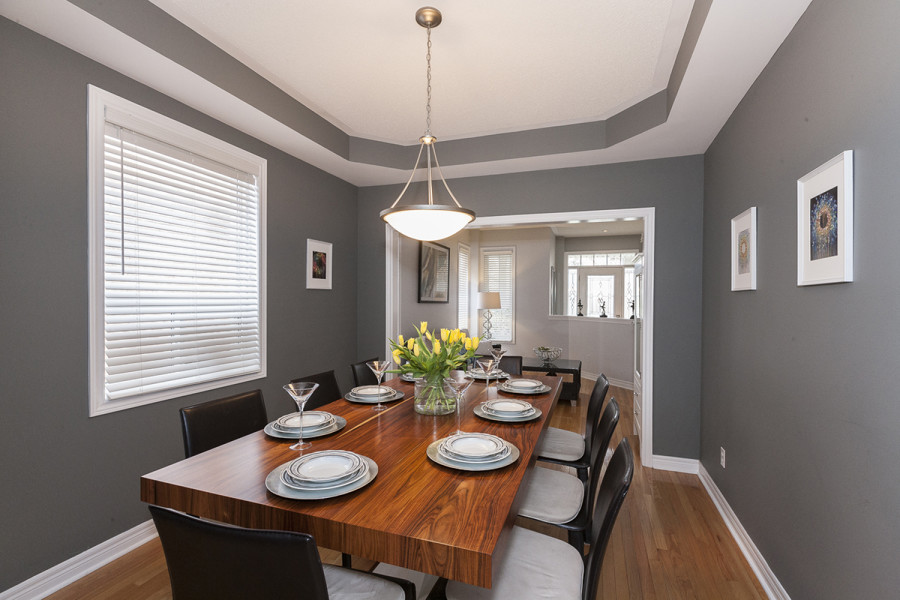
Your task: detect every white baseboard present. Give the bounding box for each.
[581,372,634,391]
[650,455,699,474]
[698,464,791,600]
[1,520,158,600]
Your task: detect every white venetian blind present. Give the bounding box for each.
[480,248,515,342]
[100,122,262,402]
[457,243,470,331]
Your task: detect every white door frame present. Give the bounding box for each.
[385,207,656,467]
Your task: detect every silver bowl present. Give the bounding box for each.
[533,346,562,362]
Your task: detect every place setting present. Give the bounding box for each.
[266,449,378,500]
[474,398,542,423]
[344,384,404,405]
[426,432,519,472]
[497,378,551,395]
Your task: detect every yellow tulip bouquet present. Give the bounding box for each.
[389,322,479,414]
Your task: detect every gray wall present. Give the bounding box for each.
[359,155,704,458]
[0,19,359,589]
[701,0,900,597]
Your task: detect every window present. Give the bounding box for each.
[479,247,515,342]
[457,243,470,331]
[565,251,637,318]
[88,86,266,416]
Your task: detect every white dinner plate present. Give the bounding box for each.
[288,450,362,483]
[264,416,346,440]
[344,389,405,404]
[474,403,542,423]
[274,411,335,432]
[438,441,510,464]
[426,439,519,472]
[350,385,395,398]
[282,460,369,490]
[442,433,506,458]
[498,381,551,395]
[465,370,509,381]
[399,373,419,382]
[482,399,533,414]
[266,456,378,500]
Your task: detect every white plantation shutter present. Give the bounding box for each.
[458,243,470,331]
[480,247,515,342]
[89,87,266,415]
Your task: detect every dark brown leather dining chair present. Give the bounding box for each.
[149,505,415,600]
[290,370,342,410]
[350,357,379,387]
[179,390,268,458]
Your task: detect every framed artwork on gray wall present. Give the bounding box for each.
[418,241,450,303]
[731,207,757,291]
[306,239,332,289]
[797,151,854,286]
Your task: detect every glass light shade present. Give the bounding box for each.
[381,204,475,241]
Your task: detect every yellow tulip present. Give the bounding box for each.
[392,349,403,363]
[398,334,405,346]
[425,330,432,341]
[413,342,421,357]
[440,328,449,342]
[433,339,441,354]
[471,336,480,349]
[465,338,472,351]
[407,338,415,350]
[448,329,457,344]
[420,321,428,333]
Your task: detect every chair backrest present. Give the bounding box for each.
[585,397,620,523]
[498,355,523,376]
[291,370,341,410]
[179,390,268,458]
[583,374,610,451]
[582,438,634,600]
[350,357,379,387]
[149,505,329,600]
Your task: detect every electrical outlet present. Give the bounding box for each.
[720,447,726,468]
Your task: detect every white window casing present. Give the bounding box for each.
[457,243,470,331]
[88,86,266,416]
[479,247,515,343]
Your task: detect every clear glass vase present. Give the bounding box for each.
[414,376,456,415]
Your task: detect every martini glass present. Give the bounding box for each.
[366,359,393,411]
[445,376,474,434]
[490,346,507,373]
[283,382,319,451]
[476,357,496,393]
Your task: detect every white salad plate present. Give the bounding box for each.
[465,369,509,381]
[344,389,404,404]
[288,450,362,483]
[274,411,335,432]
[264,416,346,440]
[350,385,395,398]
[399,373,419,382]
[482,399,533,414]
[498,379,551,395]
[281,461,369,491]
[442,432,506,458]
[266,456,377,500]
[426,439,519,472]
[438,441,511,464]
[474,404,541,423]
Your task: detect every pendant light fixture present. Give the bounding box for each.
[380,7,475,241]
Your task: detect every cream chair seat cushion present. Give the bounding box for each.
[323,563,408,600]
[444,526,583,600]
[536,426,584,461]
[517,465,584,524]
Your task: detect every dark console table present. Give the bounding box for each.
[522,357,582,405]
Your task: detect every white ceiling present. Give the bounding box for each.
[1,0,813,186]
[147,0,690,144]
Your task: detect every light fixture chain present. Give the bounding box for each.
[425,27,432,135]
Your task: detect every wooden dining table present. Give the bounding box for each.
[140,372,561,588]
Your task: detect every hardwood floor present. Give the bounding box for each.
[47,383,765,600]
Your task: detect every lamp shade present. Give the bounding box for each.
[477,291,502,310]
[381,204,475,242]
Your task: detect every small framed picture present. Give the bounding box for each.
[797,151,853,286]
[306,239,332,290]
[731,207,757,291]
[418,241,450,303]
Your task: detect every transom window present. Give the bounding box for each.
[566,251,638,318]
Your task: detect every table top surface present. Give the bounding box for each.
[141,373,561,588]
[521,357,582,371]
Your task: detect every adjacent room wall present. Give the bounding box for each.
[359,155,704,459]
[701,0,900,597]
[0,19,359,590]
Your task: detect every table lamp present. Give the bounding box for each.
[477,292,502,341]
